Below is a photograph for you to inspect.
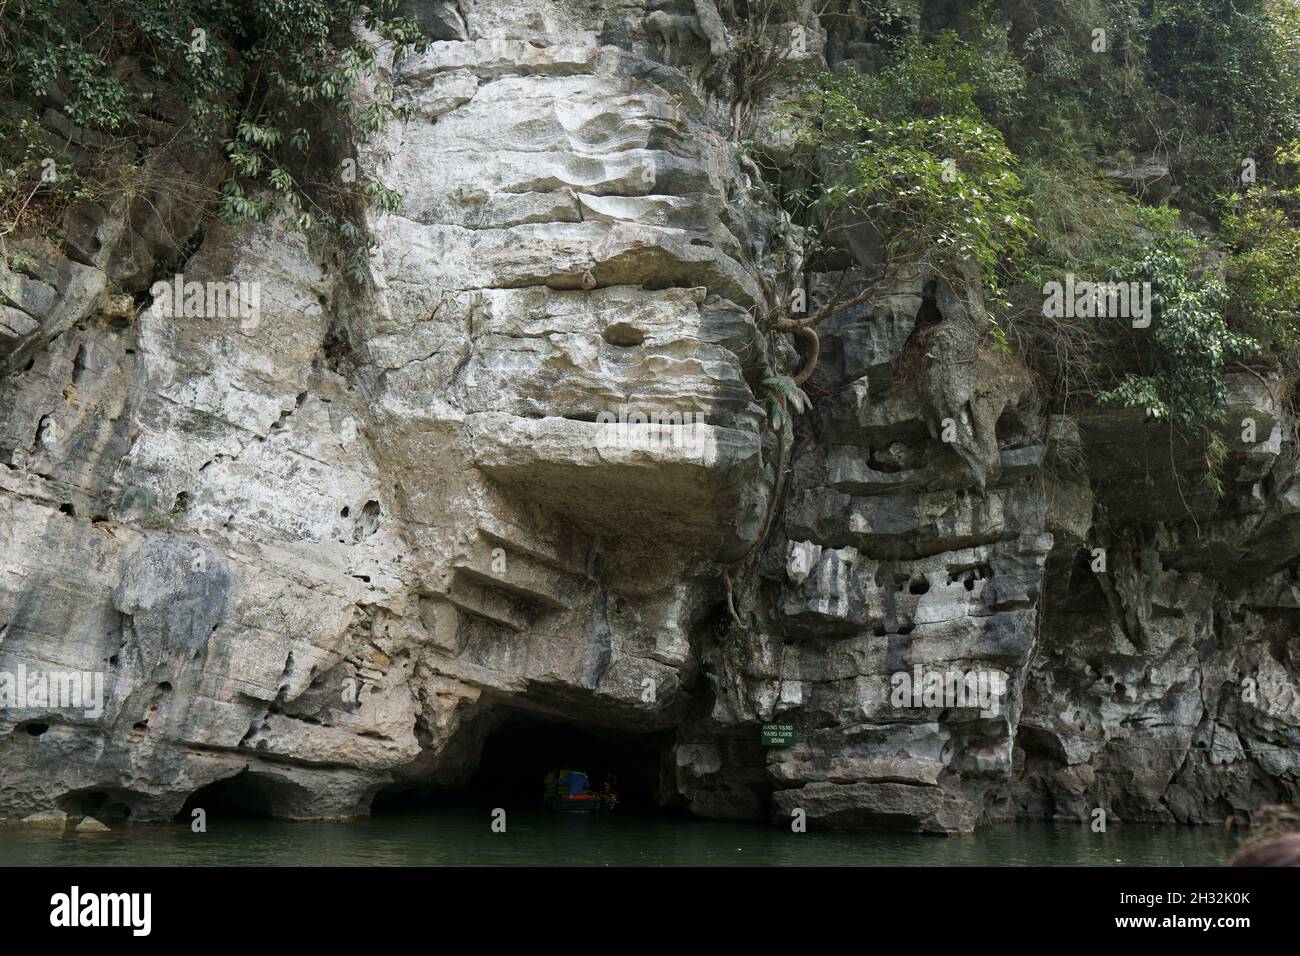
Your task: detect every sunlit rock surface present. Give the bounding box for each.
[1,0,1297,832]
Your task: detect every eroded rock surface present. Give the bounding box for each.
[1,0,1297,832]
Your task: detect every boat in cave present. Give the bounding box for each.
[544,770,603,813]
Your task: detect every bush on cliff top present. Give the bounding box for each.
[786,31,1032,300]
[773,0,1300,441]
[0,0,425,278]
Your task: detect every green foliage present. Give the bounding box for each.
[0,0,427,274]
[761,374,809,432]
[1222,142,1300,351]
[934,3,1298,433]
[1017,156,1146,283]
[750,0,1300,444]
[1098,224,1259,432]
[994,0,1300,200]
[1144,0,1300,198]
[992,0,1154,161]
[789,31,1032,294]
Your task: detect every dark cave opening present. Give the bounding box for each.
[374,710,675,815]
[915,292,943,328]
[175,770,280,821]
[59,788,137,822]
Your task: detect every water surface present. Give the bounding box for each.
[0,809,1245,866]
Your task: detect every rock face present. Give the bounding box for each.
[1,0,1298,833]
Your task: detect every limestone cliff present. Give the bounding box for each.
[1,0,1297,833]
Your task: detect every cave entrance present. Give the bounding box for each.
[377,710,674,814]
[175,770,283,821]
[58,788,138,822]
[466,711,670,812]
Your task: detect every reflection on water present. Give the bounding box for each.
[0,809,1246,867]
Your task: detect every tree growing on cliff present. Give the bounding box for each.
[751,0,1300,450]
[0,0,426,281]
[752,29,1030,397]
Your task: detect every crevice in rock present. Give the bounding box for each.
[352,500,381,542]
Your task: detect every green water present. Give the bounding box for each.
[0,809,1245,866]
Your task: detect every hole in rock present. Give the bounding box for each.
[175,771,289,821]
[352,500,382,543]
[1042,549,1106,614]
[915,291,942,329]
[995,406,1029,447]
[1015,724,1068,766]
[602,322,646,347]
[947,564,990,591]
[374,710,674,815]
[468,713,672,813]
[22,721,49,736]
[59,788,136,821]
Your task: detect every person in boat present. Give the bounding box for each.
[545,767,576,807]
[600,773,620,812]
[566,770,591,797]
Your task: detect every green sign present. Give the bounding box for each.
[761,721,796,747]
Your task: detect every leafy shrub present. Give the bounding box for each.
[1144,0,1300,199]
[1222,142,1300,352]
[788,31,1032,295]
[0,0,427,277]
[1018,156,1145,282]
[1098,219,1259,432]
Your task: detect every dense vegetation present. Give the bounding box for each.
[0,0,424,279]
[757,0,1300,451]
